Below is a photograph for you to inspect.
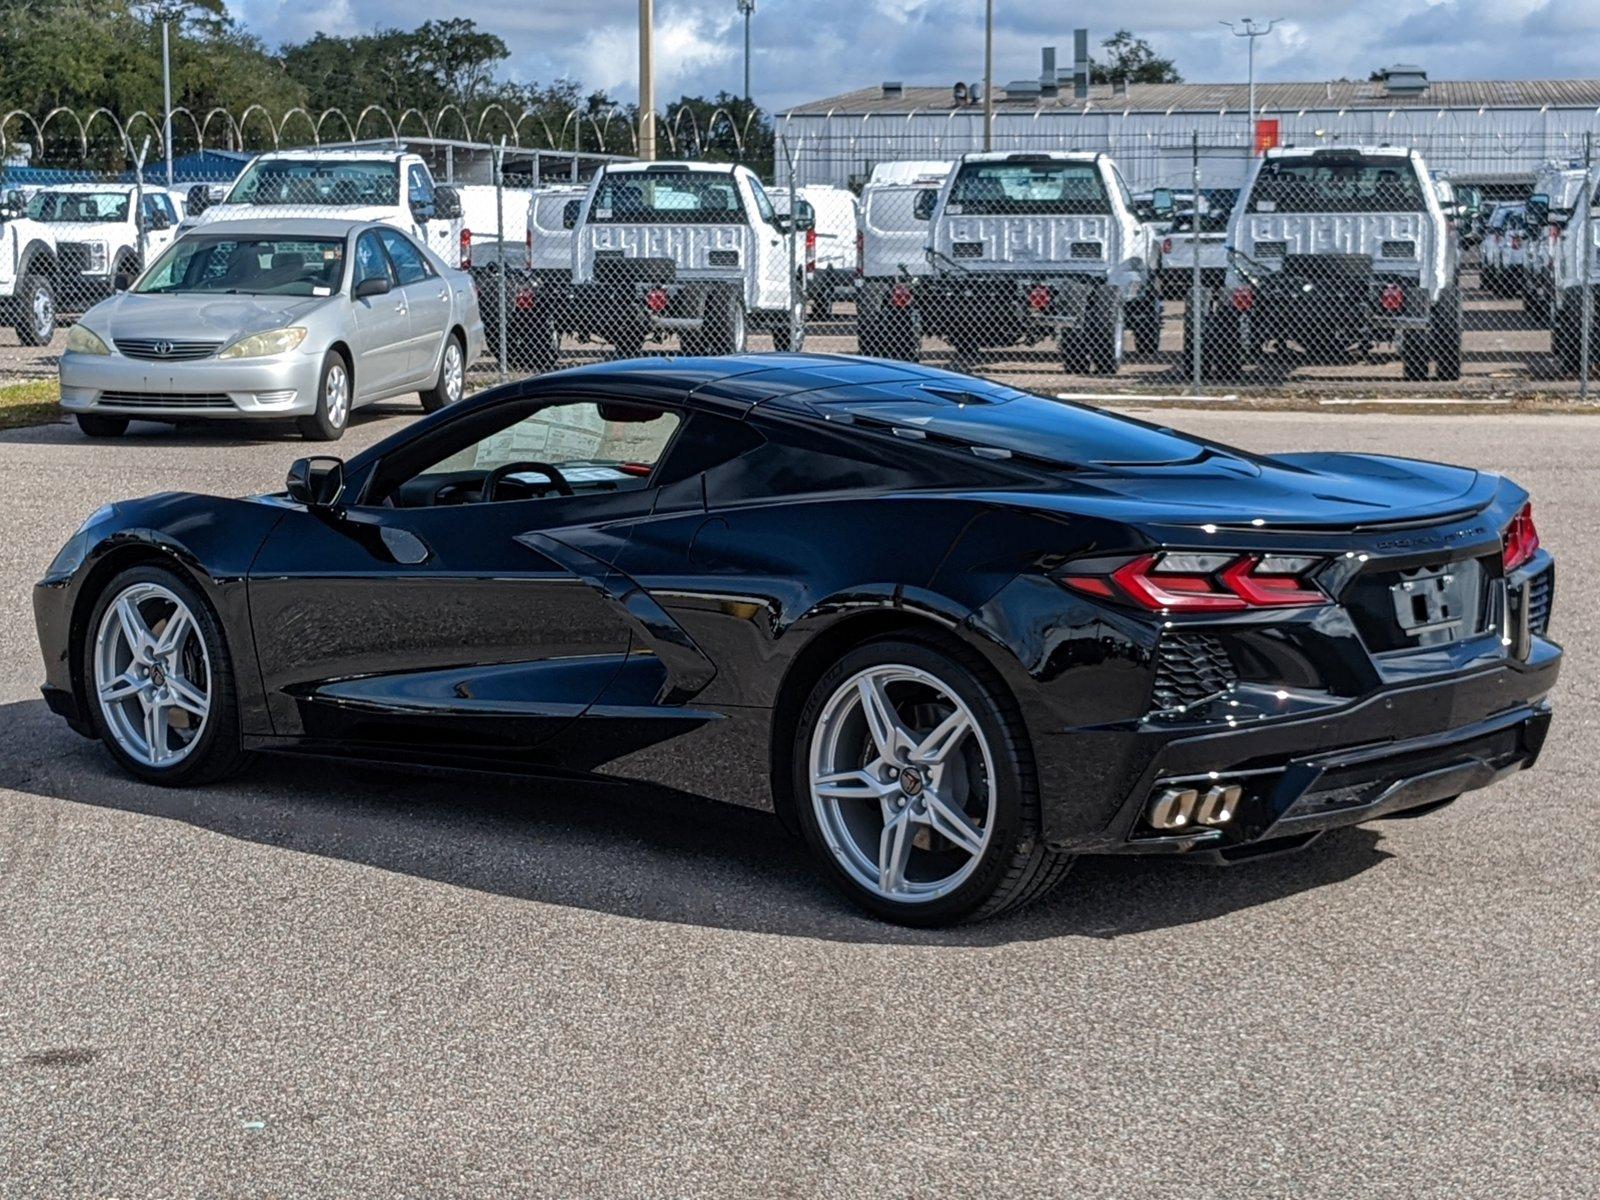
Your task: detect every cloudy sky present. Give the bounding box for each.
[230,0,1600,110]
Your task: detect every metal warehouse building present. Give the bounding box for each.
[776,60,1600,196]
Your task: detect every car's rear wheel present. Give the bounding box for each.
[420,333,466,411]
[791,637,1073,926]
[76,413,129,438]
[84,565,246,786]
[298,350,350,441]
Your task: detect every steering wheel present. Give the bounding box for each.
[480,461,574,504]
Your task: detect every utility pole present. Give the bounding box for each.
[1221,18,1281,146]
[983,0,995,150]
[137,2,190,188]
[737,0,756,104]
[640,0,656,160]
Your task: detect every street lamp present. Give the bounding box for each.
[640,0,655,160]
[736,0,756,104]
[1221,17,1281,145]
[136,1,196,188]
[983,0,994,150]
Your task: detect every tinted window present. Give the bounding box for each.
[378,230,431,284]
[749,179,777,224]
[948,160,1108,215]
[353,231,394,289]
[705,414,935,504]
[136,236,346,296]
[590,171,744,224]
[407,164,435,205]
[1247,155,1428,214]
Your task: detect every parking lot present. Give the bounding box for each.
[0,403,1593,1197]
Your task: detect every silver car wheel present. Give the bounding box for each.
[444,340,464,403]
[93,582,211,769]
[325,361,349,428]
[32,287,53,336]
[809,664,995,903]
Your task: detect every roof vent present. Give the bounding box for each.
[1379,64,1428,96]
[1040,46,1059,97]
[1004,79,1043,100]
[881,81,903,97]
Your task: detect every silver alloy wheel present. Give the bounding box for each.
[93,582,211,769]
[32,286,53,336]
[809,664,995,904]
[443,339,464,403]
[730,300,747,353]
[325,361,349,428]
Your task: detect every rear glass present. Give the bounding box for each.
[228,160,400,207]
[948,161,1108,215]
[1171,211,1229,234]
[1246,156,1428,214]
[589,171,744,224]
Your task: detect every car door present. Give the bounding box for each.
[139,192,176,259]
[347,229,411,397]
[746,177,792,312]
[378,227,451,380]
[407,162,457,265]
[246,394,687,762]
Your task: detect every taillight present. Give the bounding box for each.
[1379,283,1406,312]
[459,228,472,269]
[1503,502,1540,572]
[644,287,669,313]
[1027,285,1052,311]
[513,287,536,312]
[1231,286,1255,312]
[889,282,913,309]
[805,228,817,272]
[1162,237,1173,255]
[1511,235,1522,250]
[1060,552,1327,613]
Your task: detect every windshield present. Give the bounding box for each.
[227,159,400,207]
[28,191,130,222]
[948,161,1108,215]
[135,235,347,296]
[589,171,744,224]
[1247,156,1428,214]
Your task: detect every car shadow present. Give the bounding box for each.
[0,403,423,446]
[0,697,1393,946]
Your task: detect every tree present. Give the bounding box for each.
[1090,30,1181,86]
[663,93,772,173]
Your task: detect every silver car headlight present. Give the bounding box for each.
[218,327,309,360]
[64,325,111,356]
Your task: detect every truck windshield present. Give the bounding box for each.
[1247,156,1429,214]
[228,160,400,207]
[589,172,744,223]
[27,191,130,222]
[135,235,347,297]
[948,161,1108,215]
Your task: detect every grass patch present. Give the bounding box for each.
[0,378,61,430]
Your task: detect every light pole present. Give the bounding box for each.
[138,1,193,188]
[983,0,994,150]
[737,0,755,104]
[1221,18,1280,146]
[640,0,655,160]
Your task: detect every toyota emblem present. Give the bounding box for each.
[154,340,173,356]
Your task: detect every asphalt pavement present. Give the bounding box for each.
[0,403,1595,1198]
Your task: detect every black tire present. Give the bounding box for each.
[1553,294,1584,376]
[1401,329,1431,381]
[13,274,56,346]
[527,313,560,373]
[297,350,351,442]
[880,309,921,362]
[76,413,129,438]
[82,563,248,787]
[420,332,466,412]
[1086,288,1124,376]
[1128,290,1163,357]
[789,635,1073,926]
[771,300,805,352]
[704,293,748,356]
[1431,286,1462,381]
[612,330,646,359]
[857,318,885,358]
[1199,304,1243,381]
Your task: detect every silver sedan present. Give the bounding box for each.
[59,217,485,441]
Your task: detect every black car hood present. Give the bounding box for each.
[980,451,1492,529]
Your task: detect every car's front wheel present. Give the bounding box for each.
[84,565,246,786]
[792,637,1073,925]
[76,413,129,438]
[298,350,351,441]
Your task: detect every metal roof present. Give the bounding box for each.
[781,79,1600,117]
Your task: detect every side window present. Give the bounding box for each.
[1108,165,1135,213]
[704,415,930,504]
[352,231,394,290]
[408,164,435,212]
[749,178,777,225]
[377,229,432,285]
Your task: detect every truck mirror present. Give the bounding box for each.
[185,184,212,216]
[793,201,816,232]
[1151,188,1175,216]
[562,199,581,230]
[1527,193,1550,226]
[1,191,25,219]
[432,186,463,221]
[913,189,937,221]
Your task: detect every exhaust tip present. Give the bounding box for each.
[1146,782,1244,832]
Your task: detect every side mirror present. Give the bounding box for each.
[791,202,816,233]
[433,186,462,220]
[1,192,25,219]
[1527,193,1550,227]
[913,189,937,221]
[113,271,133,292]
[562,199,581,230]
[146,209,171,231]
[185,184,212,216]
[286,456,346,508]
[1151,187,1175,216]
[771,213,793,234]
[354,275,391,299]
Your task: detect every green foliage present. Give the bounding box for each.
[1090,30,1182,86]
[663,93,773,174]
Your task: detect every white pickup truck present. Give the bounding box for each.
[25,183,179,311]
[1529,166,1600,374]
[856,162,951,360]
[0,190,59,344]
[571,161,808,356]
[188,148,468,269]
[1215,145,1460,381]
[918,151,1161,374]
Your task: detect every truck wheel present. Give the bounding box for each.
[13,275,56,346]
[1128,292,1163,357]
[704,294,748,355]
[772,299,805,352]
[1431,286,1462,381]
[858,318,884,357]
[612,331,645,359]
[527,313,559,373]
[1200,305,1243,381]
[882,310,921,362]
[1553,295,1584,376]
[1087,290,1124,376]
[1401,330,1431,381]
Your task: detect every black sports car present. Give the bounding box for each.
[34,355,1560,925]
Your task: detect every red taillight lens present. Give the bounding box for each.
[1379,283,1406,312]
[513,287,536,312]
[1231,286,1255,312]
[1027,285,1053,311]
[805,229,817,271]
[1061,552,1327,613]
[889,282,913,308]
[1162,237,1173,255]
[644,287,669,313]
[459,228,472,269]
[1503,502,1540,572]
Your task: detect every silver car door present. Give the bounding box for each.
[377,228,452,380]
[347,229,410,397]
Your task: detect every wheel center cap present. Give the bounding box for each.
[899,767,924,797]
[149,665,166,688]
